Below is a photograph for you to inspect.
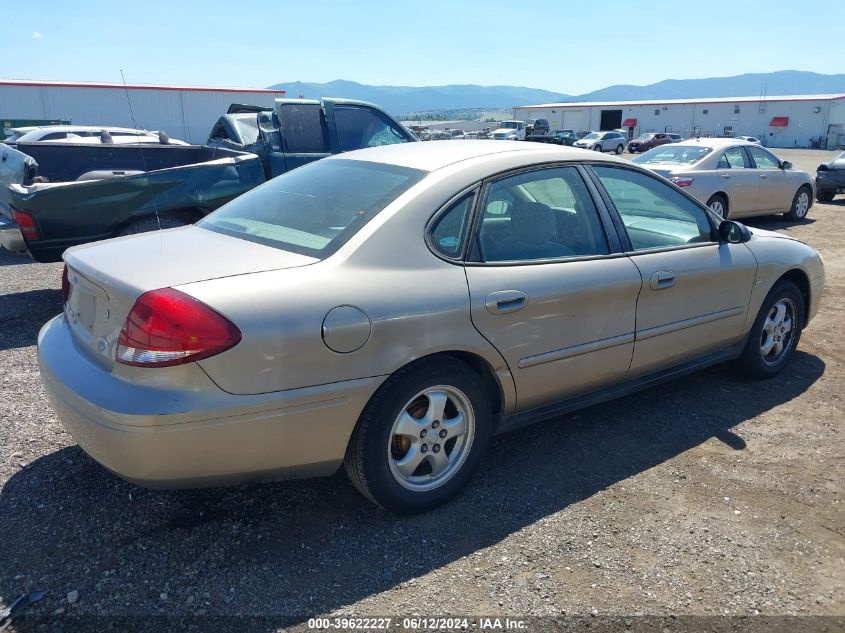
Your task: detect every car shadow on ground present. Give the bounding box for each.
[0,350,825,630]
[0,248,38,267]
[0,289,61,350]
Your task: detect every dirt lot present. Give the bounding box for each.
[0,148,842,632]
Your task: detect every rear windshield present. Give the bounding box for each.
[632,145,712,165]
[198,159,426,258]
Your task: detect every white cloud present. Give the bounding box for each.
[32,31,43,39]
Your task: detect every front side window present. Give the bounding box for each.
[478,166,609,262]
[199,159,426,258]
[593,166,713,251]
[334,106,409,152]
[747,146,781,170]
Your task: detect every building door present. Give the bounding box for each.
[599,110,623,131]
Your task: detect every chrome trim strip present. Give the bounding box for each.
[518,332,635,369]
[636,306,745,341]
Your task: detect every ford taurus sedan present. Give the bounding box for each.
[632,138,815,221]
[39,141,825,514]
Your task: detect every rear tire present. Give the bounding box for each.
[344,357,492,514]
[784,186,811,221]
[706,193,729,220]
[734,280,804,379]
[117,215,189,237]
[615,144,624,155]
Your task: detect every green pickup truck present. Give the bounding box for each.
[0,98,415,262]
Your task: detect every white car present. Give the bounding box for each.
[491,121,526,141]
[3,125,187,145]
[736,136,762,145]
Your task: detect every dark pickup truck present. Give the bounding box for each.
[815,151,845,202]
[0,98,415,262]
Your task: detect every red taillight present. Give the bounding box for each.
[670,176,694,188]
[116,288,241,367]
[61,264,71,305]
[11,207,40,241]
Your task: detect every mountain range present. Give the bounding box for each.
[269,71,845,115]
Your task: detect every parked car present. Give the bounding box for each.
[632,139,814,220]
[627,132,672,153]
[447,129,466,140]
[667,133,684,143]
[736,136,762,145]
[526,130,578,146]
[573,131,626,154]
[491,121,527,140]
[815,151,845,202]
[39,141,824,514]
[3,125,187,146]
[1,98,416,262]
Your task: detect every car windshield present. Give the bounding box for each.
[500,122,519,129]
[583,132,601,140]
[636,134,655,140]
[199,159,426,258]
[632,145,713,165]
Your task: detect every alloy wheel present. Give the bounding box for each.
[760,298,796,366]
[387,386,475,492]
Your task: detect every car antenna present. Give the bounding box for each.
[120,69,162,230]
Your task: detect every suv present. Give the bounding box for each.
[573,130,626,154]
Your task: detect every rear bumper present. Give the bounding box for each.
[0,215,26,253]
[38,315,386,488]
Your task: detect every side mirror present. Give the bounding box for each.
[781,160,792,170]
[719,220,752,244]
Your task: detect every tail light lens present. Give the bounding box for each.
[11,207,40,241]
[670,176,694,187]
[116,288,241,367]
[61,264,71,305]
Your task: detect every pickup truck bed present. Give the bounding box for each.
[0,143,263,262]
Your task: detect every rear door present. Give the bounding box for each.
[716,146,759,216]
[747,146,792,212]
[464,164,642,411]
[589,164,757,378]
[272,100,332,175]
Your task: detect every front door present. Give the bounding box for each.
[465,165,642,411]
[747,145,792,213]
[590,164,758,378]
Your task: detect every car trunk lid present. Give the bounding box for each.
[63,225,317,368]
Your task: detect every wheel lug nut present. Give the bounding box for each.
[420,429,427,438]
[432,420,440,429]
[439,429,447,438]
[432,444,441,453]
[421,444,428,453]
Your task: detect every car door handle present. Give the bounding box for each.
[649,271,676,290]
[485,290,527,314]
[720,173,731,179]
[759,174,768,179]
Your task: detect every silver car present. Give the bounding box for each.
[39,141,825,514]
[632,139,815,221]
[573,131,627,154]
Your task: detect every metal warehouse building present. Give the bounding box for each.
[0,79,286,145]
[514,94,845,149]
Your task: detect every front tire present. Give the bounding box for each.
[593,145,603,152]
[735,280,804,379]
[784,186,811,221]
[816,190,835,203]
[706,193,729,219]
[344,357,492,514]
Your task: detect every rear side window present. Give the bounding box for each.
[430,193,475,258]
[200,159,426,258]
[593,166,713,251]
[334,106,410,152]
[278,103,328,153]
[478,166,609,262]
[721,147,749,169]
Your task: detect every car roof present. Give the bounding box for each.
[674,138,754,148]
[330,139,629,172]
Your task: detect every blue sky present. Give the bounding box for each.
[5,0,844,94]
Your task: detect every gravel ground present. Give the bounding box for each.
[0,149,842,632]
